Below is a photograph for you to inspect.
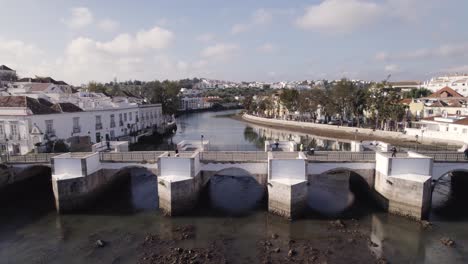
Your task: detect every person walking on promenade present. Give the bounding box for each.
[391,146,397,158]
[300,143,304,152]
[464,147,468,160]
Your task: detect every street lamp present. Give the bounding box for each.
[201,135,204,151]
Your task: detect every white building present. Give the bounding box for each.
[425,74,468,96]
[405,114,468,145]
[0,95,163,155]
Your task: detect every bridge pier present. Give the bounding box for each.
[157,152,202,216]
[267,152,308,219]
[374,152,433,220]
[51,152,158,213]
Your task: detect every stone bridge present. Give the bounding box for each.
[1,149,467,220]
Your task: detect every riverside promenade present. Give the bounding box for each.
[2,141,467,221]
[242,113,467,146]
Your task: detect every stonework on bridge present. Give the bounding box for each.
[2,144,468,221]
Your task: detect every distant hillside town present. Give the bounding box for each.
[1,63,468,154]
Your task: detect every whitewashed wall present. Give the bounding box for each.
[85,153,101,175]
[53,155,84,178]
[390,158,432,176]
[270,159,306,180]
[160,157,192,177]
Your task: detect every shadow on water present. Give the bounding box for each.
[0,166,54,234]
[82,168,159,215]
[305,171,382,220]
[431,171,468,221]
[191,172,267,218]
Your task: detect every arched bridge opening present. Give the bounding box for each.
[84,166,158,214]
[307,168,379,219]
[198,167,266,216]
[431,169,468,220]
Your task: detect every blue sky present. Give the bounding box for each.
[1,0,468,85]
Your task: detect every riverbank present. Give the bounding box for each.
[237,113,461,148]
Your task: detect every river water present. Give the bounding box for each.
[1,110,468,263]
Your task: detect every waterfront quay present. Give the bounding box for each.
[2,141,467,221]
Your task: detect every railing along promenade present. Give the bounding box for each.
[3,150,466,164]
[417,152,467,162]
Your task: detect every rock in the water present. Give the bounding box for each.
[440,237,455,247]
[369,241,379,247]
[273,248,280,253]
[420,220,432,229]
[288,249,296,257]
[95,239,106,248]
[330,220,346,229]
[271,233,278,239]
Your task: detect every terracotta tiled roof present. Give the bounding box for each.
[428,86,464,98]
[29,83,51,92]
[0,65,14,71]
[51,103,83,113]
[0,96,59,114]
[455,118,468,126]
[400,98,412,104]
[428,100,446,107]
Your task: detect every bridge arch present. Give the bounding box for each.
[202,167,267,216]
[307,165,377,218]
[433,163,468,181]
[431,169,468,218]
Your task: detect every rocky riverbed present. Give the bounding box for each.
[136,220,385,264]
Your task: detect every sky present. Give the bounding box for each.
[1,0,468,85]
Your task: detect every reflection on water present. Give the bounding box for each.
[244,125,352,151]
[432,171,468,220]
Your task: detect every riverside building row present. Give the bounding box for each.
[0,67,164,155]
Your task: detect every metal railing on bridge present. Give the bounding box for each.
[4,153,62,164]
[418,152,467,162]
[307,151,376,162]
[99,151,166,163]
[200,151,268,162]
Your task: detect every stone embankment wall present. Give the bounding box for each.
[243,114,464,145]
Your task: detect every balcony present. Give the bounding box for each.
[95,123,103,130]
[73,126,81,133]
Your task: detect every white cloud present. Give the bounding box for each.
[98,19,119,32]
[58,26,175,83]
[296,0,382,33]
[252,9,273,25]
[442,65,468,73]
[64,7,93,29]
[257,43,276,53]
[377,43,468,61]
[201,43,239,60]
[231,8,273,34]
[136,26,174,50]
[385,64,400,73]
[0,37,45,76]
[231,24,249,34]
[196,33,215,43]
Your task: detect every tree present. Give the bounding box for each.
[279,89,299,113]
[403,88,432,99]
[144,80,181,115]
[87,81,108,94]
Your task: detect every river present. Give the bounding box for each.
[0,110,467,263]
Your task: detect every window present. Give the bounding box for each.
[110,130,115,139]
[95,116,102,130]
[124,113,127,122]
[463,129,467,134]
[45,120,53,134]
[129,112,133,121]
[0,123,4,135]
[73,117,80,133]
[119,113,123,126]
[110,114,116,128]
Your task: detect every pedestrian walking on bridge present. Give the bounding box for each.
[391,146,397,158]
